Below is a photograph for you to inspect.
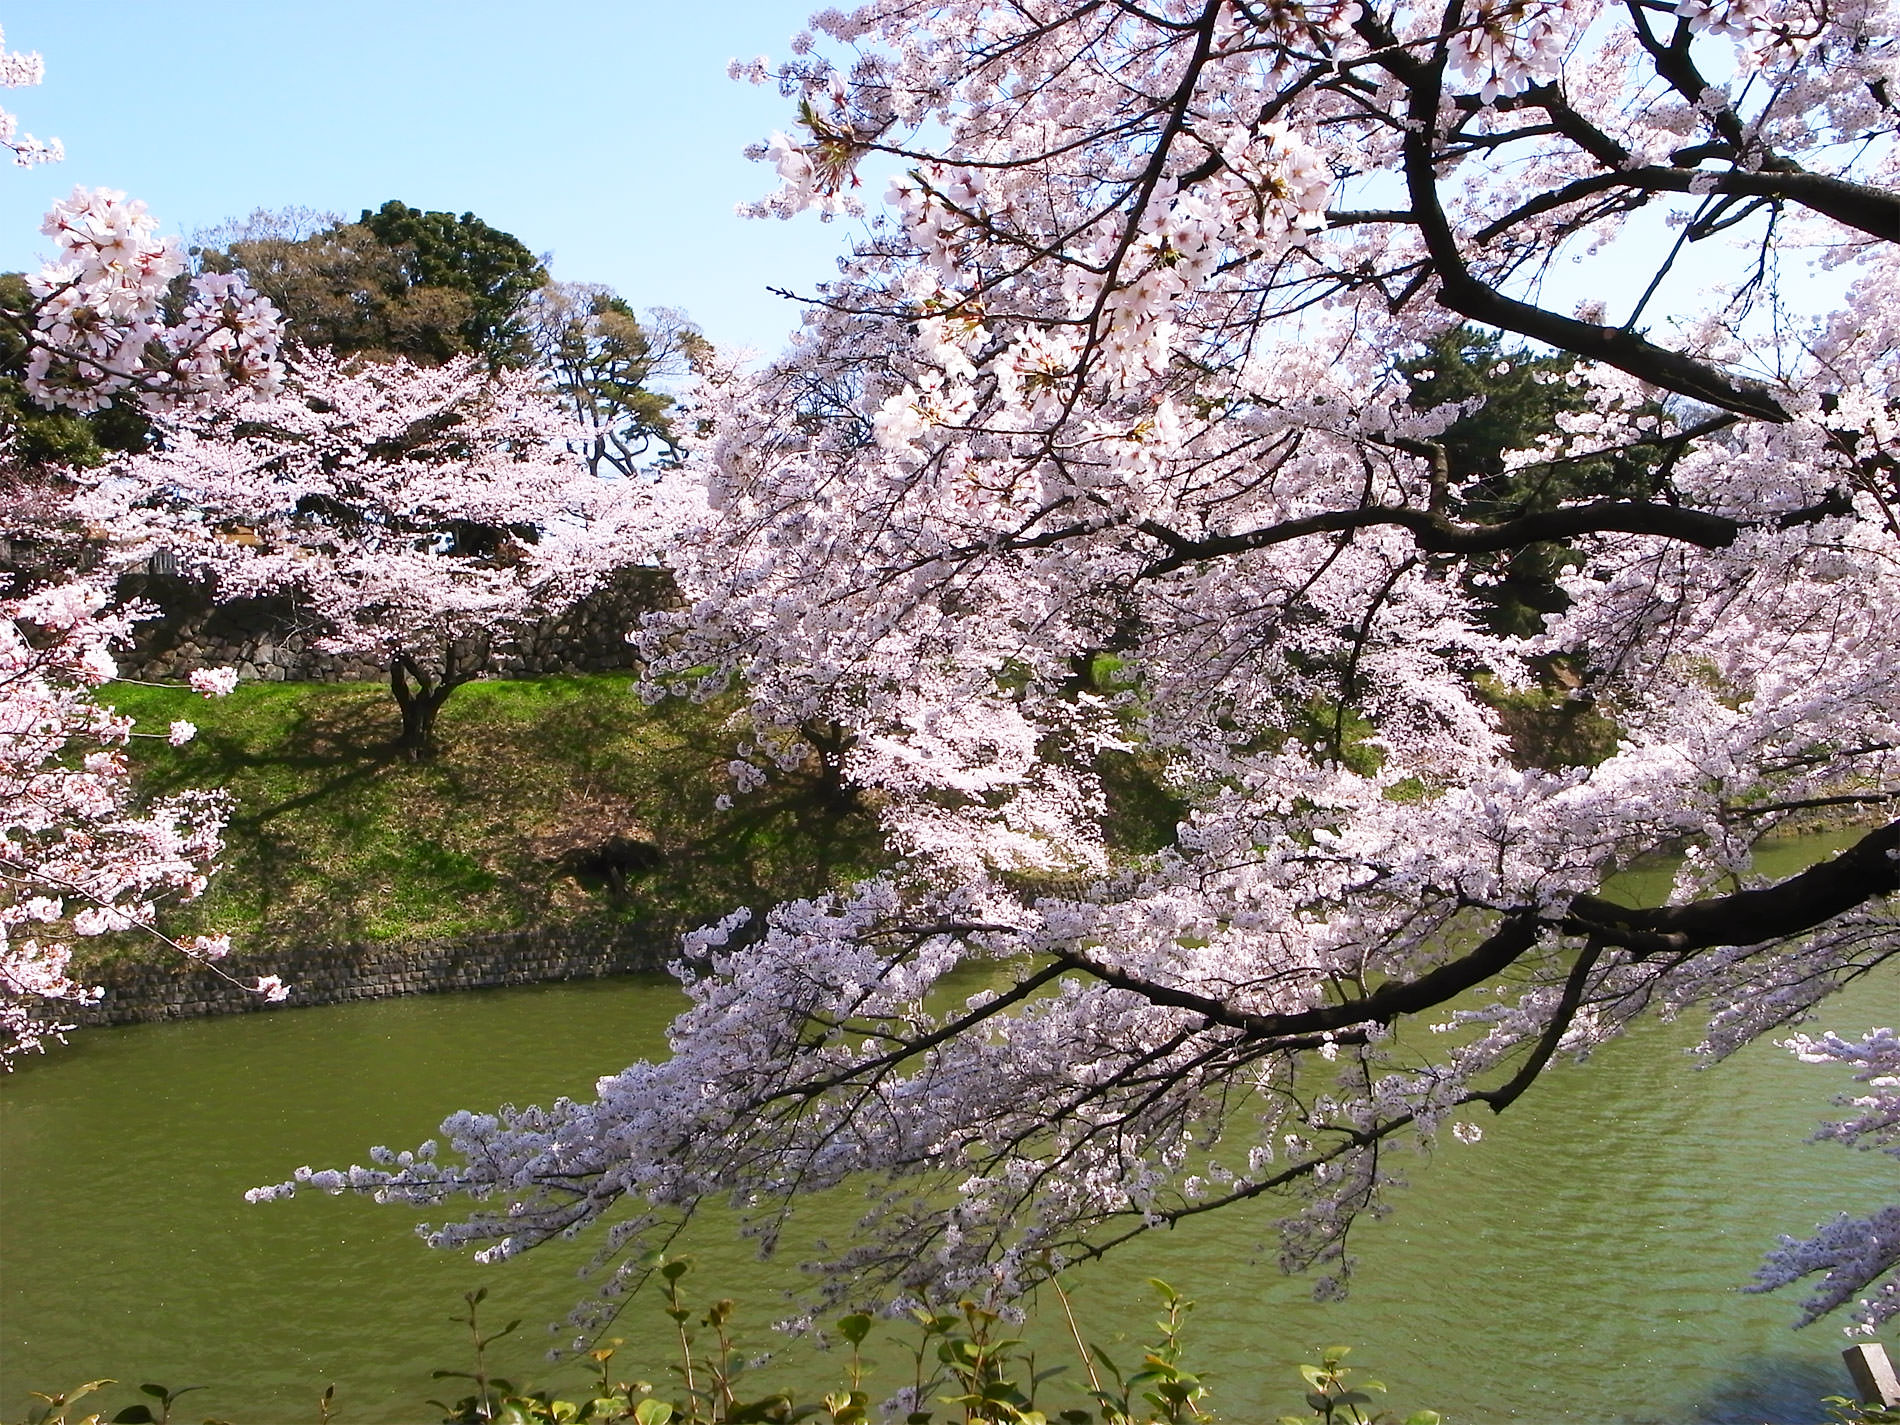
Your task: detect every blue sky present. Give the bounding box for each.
[2,2,871,355]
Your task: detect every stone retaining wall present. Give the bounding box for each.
[72,922,683,1026]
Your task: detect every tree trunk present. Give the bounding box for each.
[387,636,492,759]
[394,686,451,759]
[389,651,454,760]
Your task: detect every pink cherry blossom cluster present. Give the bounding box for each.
[1748,1028,1900,1333]
[187,666,241,698]
[23,187,285,414]
[1444,0,1584,101]
[0,22,60,167]
[1670,0,1829,61]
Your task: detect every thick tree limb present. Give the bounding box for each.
[1566,818,1900,953]
[1137,497,1740,576]
[1476,166,1900,247]
[1055,913,1545,1040]
[1394,40,1792,421]
[1060,820,1900,1044]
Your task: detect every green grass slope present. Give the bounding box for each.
[94,675,882,969]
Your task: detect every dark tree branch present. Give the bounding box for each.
[755,959,1072,1105]
[1054,913,1545,1041]
[1475,165,1899,246]
[1137,497,1742,577]
[1468,938,1604,1111]
[1565,818,1900,953]
[1054,819,1899,1049]
[1389,33,1792,421]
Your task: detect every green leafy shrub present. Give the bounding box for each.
[10,1269,1443,1425]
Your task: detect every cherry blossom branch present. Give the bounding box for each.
[1563,819,1900,954]
[1136,498,1744,577]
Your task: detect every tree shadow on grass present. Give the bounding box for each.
[125,675,890,954]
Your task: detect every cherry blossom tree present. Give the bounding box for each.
[0,578,254,1062]
[3,186,286,417]
[2,26,288,1055]
[260,0,1898,1336]
[93,349,636,757]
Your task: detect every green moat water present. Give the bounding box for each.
[1,836,1891,1424]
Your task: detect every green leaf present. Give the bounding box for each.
[728,1394,797,1424]
[1403,1413,1443,1425]
[837,1313,873,1347]
[110,1410,156,1425]
[633,1397,674,1425]
[1297,1365,1329,1390]
[939,1340,982,1367]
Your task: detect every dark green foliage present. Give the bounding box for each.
[211,221,476,366]
[204,202,546,367]
[1403,327,1587,511]
[357,201,547,366]
[532,285,706,473]
[0,382,105,468]
[0,273,152,468]
[1095,748,1189,855]
[1400,326,1668,638]
[1401,324,1670,515]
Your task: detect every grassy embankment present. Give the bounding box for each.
[88,663,1624,977]
[87,674,884,972]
